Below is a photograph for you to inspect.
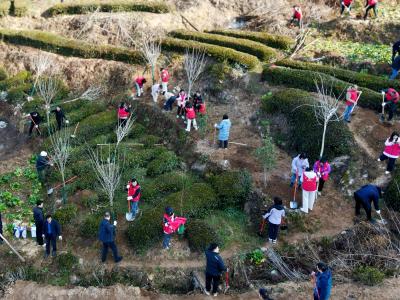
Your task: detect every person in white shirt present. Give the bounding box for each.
[151,83,162,103]
[263,197,285,244]
[290,153,309,187]
[301,167,318,214]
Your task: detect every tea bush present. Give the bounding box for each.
[53,204,78,226]
[353,266,385,286]
[186,219,220,252]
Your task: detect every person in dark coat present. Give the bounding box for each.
[354,184,382,222]
[43,214,62,258]
[204,243,227,296]
[312,262,332,300]
[390,56,400,80]
[392,39,400,63]
[259,288,273,300]
[33,200,45,246]
[36,151,52,184]
[193,91,203,113]
[28,110,42,136]
[0,212,3,244]
[51,106,68,130]
[98,212,122,263]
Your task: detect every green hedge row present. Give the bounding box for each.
[261,88,354,160]
[169,30,277,62]
[0,29,144,64]
[275,59,400,92]
[162,37,259,70]
[45,1,169,16]
[207,29,294,51]
[262,66,382,111]
[384,168,400,211]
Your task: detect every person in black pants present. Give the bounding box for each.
[43,214,62,258]
[98,212,122,263]
[28,110,42,136]
[33,200,45,246]
[392,39,400,64]
[51,106,68,130]
[364,0,378,20]
[354,184,382,222]
[204,243,226,297]
[0,212,3,244]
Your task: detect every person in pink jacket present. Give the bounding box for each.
[313,158,331,196]
[378,131,400,174]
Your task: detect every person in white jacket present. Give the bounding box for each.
[301,167,318,214]
[290,153,309,187]
[263,197,285,244]
[151,83,162,103]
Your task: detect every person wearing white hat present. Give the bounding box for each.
[36,151,51,183]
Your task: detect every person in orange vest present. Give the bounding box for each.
[134,76,147,97]
[364,0,378,20]
[301,167,318,214]
[126,178,141,220]
[343,85,361,123]
[185,103,198,132]
[341,0,353,16]
[313,158,331,196]
[378,131,400,174]
[160,68,170,93]
[290,5,303,28]
[382,88,399,123]
[117,102,131,126]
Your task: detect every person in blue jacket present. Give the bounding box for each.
[204,243,227,297]
[312,262,332,300]
[43,214,62,258]
[214,114,231,149]
[354,184,382,222]
[98,212,122,263]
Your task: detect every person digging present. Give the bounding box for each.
[381,88,399,124]
[27,110,43,137]
[162,207,186,250]
[126,178,141,221]
[354,184,382,223]
[36,151,53,185]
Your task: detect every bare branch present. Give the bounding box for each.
[137,31,162,84]
[63,84,104,104]
[49,127,72,188]
[116,113,136,147]
[37,75,60,115]
[184,47,206,96]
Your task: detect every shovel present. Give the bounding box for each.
[350,91,362,115]
[125,200,133,221]
[290,171,299,209]
[47,176,78,195]
[223,269,230,294]
[70,122,80,138]
[258,218,266,236]
[0,233,25,262]
[380,93,386,122]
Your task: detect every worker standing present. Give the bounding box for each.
[204,243,227,297]
[98,212,122,263]
[43,214,62,258]
[126,178,141,221]
[33,200,45,246]
[160,68,170,93]
[51,106,68,130]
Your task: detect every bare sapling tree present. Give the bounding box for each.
[314,77,344,158]
[116,113,136,147]
[62,84,104,104]
[31,52,54,96]
[184,47,206,97]
[37,73,60,129]
[49,127,72,195]
[254,134,276,187]
[138,31,162,84]
[88,146,122,210]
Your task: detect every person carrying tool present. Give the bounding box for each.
[126,178,141,221]
[33,200,45,246]
[262,197,286,244]
[51,106,68,130]
[390,56,400,80]
[340,0,353,16]
[364,0,378,20]
[215,114,231,149]
[160,68,170,93]
[381,88,399,123]
[117,102,131,126]
[176,89,188,119]
[98,212,122,263]
[151,83,162,103]
[43,214,62,258]
[162,206,186,250]
[27,110,42,137]
[313,158,331,196]
[134,76,147,97]
[377,131,400,174]
[343,85,361,123]
[290,5,303,28]
[301,167,318,214]
[311,262,332,300]
[354,184,382,222]
[204,243,227,297]
[36,151,52,184]
[290,153,309,187]
[185,103,198,132]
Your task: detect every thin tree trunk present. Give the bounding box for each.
[151,65,155,85]
[320,121,328,158]
[263,166,267,187]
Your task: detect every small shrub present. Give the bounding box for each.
[208,170,252,209]
[383,169,400,211]
[138,134,161,148]
[53,204,78,226]
[186,219,220,252]
[6,83,32,104]
[353,266,384,286]
[146,151,180,177]
[207,29,294,51]
[56,252,78,272]
[78,110,116,141]
[0,70,31,91]
[169,30,277,62]
[247,249,266,266]
[0,65,7,81]
[124,147,167,169]
[80,213,102,238]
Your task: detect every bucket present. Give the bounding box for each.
[31,225,37,238]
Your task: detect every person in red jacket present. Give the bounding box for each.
[301,167,318,214]
[382,88,399,123]
[364,0,378,20]
[134,76,147,97]
[185,103,198,132]
[313,158,331,196]
[341,0,353,16]
[117,102,131,126]
[160,68,170,93]
[290,5,303,28]
[126,178,141,220]
[378,131,400,174]
[162,206,186,250]
[343,85,361,123]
